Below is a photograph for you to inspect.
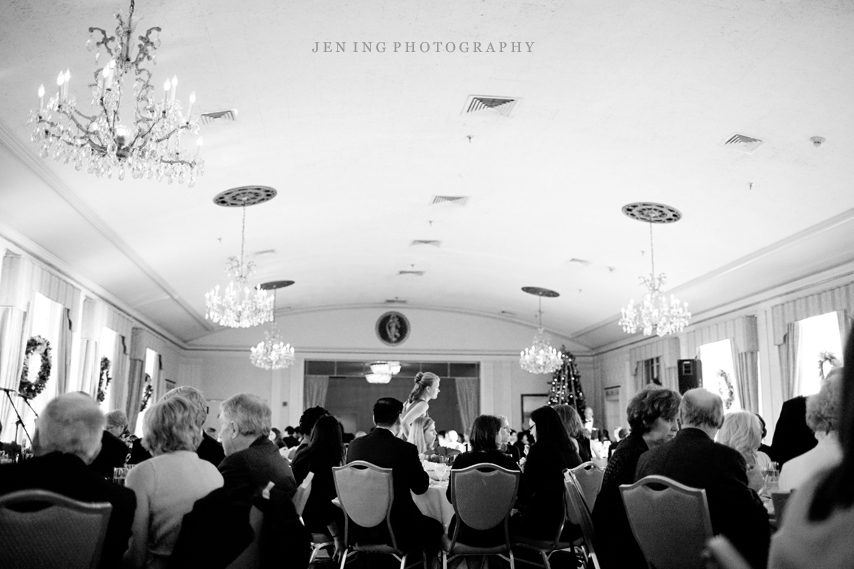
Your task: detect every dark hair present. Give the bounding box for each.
[754,414,767,439]
[285,426,295,436]
[553,404,584,438]
[530,406,573,450]
[406,372,440,404]
[270,427,284,448]
[298,407,329,439]
[618,428,629,439]
[303,415,345,466]
[626,385,682,434]
[809,330,854,521]
[469,415,502,452]
[373,397,404,426]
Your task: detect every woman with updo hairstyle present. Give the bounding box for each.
[125,396,223,568]
[717,411,771,492]
[592,385,681,569]
[407,415,438,457]
[399,371,441,439]
[446,415,521,546]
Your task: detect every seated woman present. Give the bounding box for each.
[592,385,681,569]
[769,333,854,568]
[779,368,843,492]
[717,411,771,492]
[446,415,521,546]
[408,415,438,458]
[511,406,582,541]
[553,404,585,459]
[125,396,223,569]
[291,415,346,558]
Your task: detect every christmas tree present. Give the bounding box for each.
[548,346,586,415]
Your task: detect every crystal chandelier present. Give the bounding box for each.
[365,361,401,384]
[205,204,273,328]
[520,287,563,374]
[618,203,691,337]
[27,0,204,185]
[250,286,295,370]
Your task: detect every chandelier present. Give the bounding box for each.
[519,287,563,374]
[618,203,691,337]
[27,0,204,185]
[205,202,273,328]
[250,283,296,370]
[365,361,402,384]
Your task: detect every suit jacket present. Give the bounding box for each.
[634,428,771,569]
[771,396,817,466]
[89,430,130,479]
[345,427,430,548]
[0,452,137,569]
[219,437,298,499]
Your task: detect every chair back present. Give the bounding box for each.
[224,505,263,569]
[568,461,605,512]
[450,463,519,534]
[771,491,792,523]
[703,535,752,569]
[565,474,601,569]
[292,471,314,517]
[620,475,713,569]
[333,461,396,548]
[0,489,112,569]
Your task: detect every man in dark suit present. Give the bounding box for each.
[0,393,136,569]
[635,388,770,569]
[346,397,443,553]
[218,393,308,568]
[771,395,817,466]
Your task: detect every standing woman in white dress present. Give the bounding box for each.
[399,372,441,440]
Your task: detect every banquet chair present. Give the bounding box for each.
[333,461,427,569]
[565,476,601,569]
[620,475,713,569]
[293,473,336,566]
[512,473,579,569]
[702,536,752,569]
[224,505,264,569]
[442,463,520,569]
[568,462,605,513]
[0,489,112,569]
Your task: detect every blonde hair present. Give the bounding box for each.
[717,411,761,463]
[143,396,202,456]
[407,415,435,454]
[161,386,208,429]
[406,372,440,404]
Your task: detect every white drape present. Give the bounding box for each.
[303,375,329,409]
[454,377,480,437]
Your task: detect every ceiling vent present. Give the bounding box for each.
[200,109,238,126]
[410,240,441,247]
[431,196,468,206]
[252,249,277,258]
[384,298,407,304]
[722,133,764,153]
[464,96,517,117]
[398,270,425,277]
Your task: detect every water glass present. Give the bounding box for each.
[113,466,130,485]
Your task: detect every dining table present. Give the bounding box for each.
[412,480,454,530]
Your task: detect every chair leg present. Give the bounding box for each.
[339,549,348,569]
[539,551,551,569]
[442,551,448,569]
[509,549,515,569]
[400,552,408,569]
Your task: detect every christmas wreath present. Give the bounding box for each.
[140,373,153,412]
[817,351,840,380]
[97,357,112,403]
[716,369,734,410]
[18,336,52,400]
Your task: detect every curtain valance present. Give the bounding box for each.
[683,315,758,357]
[771,283,854,345]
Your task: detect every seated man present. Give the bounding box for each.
[0,393,137,569]
[89,408,130,478]
[635,388,770,569]
[346,397,443,553]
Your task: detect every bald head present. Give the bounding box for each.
[34,393,105,464]
[680,388,724,433]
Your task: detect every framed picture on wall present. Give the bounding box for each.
[521,394,549,430]
[165,379,176,392]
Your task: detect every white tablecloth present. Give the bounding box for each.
[412,481,454,530]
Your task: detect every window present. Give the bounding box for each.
[641,357,661,385]
[134,348,159,437]
[795,312,843,397]
[699,339,740,412]
[98,327,118,413]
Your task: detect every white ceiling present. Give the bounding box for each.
[1,0,853,350]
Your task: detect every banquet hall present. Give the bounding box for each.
[0,0,853,566]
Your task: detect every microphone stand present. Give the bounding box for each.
[1,388,33,447]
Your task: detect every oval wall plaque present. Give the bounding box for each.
[376,311,409,346]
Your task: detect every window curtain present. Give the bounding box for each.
[304,375,329,409]
[56,308,72,396]
[630,337,680,393]
[736,351,760,412]
[771,282,854,345]
[78,299,105,398]
[455,377,480,437]
[109,334,129,412]
[778,322,799,401]
[154,354,165,400]
[837,309,852,349]
[0,308,28,444]
[125,357,145,432]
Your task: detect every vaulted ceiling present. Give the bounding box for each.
[1,0,853,351]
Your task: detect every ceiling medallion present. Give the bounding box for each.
[618,202,691,337]
[250,282,295,370]
[365,361,402,384]
[205,197,273,328]
[376,312,409,346]
[27,0,204,185]
[519,287,563,375]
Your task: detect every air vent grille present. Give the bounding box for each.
[722,133,764,153]
[398,271,425,277]
[384,299,407,304]
[464,96,517,117]
[431,196,468,206]
[200,109,238,125]
[410,240,441,247]
[213,186,277,207]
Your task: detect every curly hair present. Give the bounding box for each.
[807,368,843,434]
[143,396,202,456]
[717,411,762,462]
[626,385,682,434]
